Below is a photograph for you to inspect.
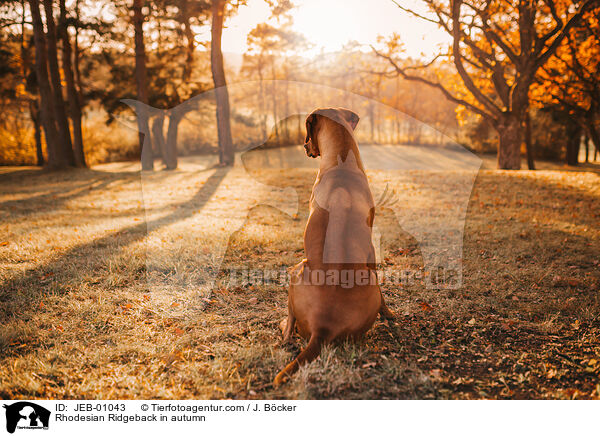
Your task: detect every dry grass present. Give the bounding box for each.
[1,156,599,399]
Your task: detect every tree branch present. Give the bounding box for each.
[371,45,493,121]
[535,0,599,69]
[451,0,502,117]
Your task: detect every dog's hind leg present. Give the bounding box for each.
[281,300,296,343]
[273,333,325,386]
[379,288,395,319]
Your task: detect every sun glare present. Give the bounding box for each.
[222,0,449,58]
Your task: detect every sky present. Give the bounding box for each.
[218,0,450,59]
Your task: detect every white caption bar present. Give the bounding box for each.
[0,400,595,436]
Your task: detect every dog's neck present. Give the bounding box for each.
[317,122,365,174]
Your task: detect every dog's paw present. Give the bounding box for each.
[279,317,288,336]
[380,306,395,320]
[273,371,289,386]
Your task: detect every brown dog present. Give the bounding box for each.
[273,107,393,385]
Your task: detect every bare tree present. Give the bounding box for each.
[375,0,597,169]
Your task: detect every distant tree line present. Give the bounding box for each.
[0,0,598,170]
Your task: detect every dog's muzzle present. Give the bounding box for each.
[304,143,317,158]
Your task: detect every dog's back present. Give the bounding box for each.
[273,108,393,385]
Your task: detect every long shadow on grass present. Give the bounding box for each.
[0,168,139,219]
[0,167,230,324]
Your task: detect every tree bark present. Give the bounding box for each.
[565,123,581,166]
[283,75,289,143]
[151,113,167,165]
[258,63,267,138]
[181,0,195,82]
[28,0,65,168]
[164,112,182,170]
[210,0,234,166]
[497,114,523,170]
[42,0,75,165]
[30,101,45,166]
[270,62,278,138]
[133,0,154,171]
[524,111,535,170]
[59,0,86,167]
[73,0,83,104]
[584,118,600,162]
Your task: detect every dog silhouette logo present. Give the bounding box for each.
[3,402,50,433]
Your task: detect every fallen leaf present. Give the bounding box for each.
[420,301,433,312]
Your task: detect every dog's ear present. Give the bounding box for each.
[304,113,316,144]
[337,108,359,130]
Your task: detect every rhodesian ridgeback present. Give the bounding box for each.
[274,107,393,385]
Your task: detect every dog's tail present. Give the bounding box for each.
[273,333,325,385]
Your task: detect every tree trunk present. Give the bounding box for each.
[565,123,581,166]
[496,113,522,170]
[369,103,375,143]
[133,0,154,171]
[42,0,74,165]
[30,101,44,166]
[73,0,83,105]
[258,64,267,138]
[151,113,167,165]
[524,111,535,170]
[181,0,194,82]
[583,134,589,163]
[270,62,278,138]
[210,0,234,166]
[21,2,44,167]
[283,75,289,143]
[164,112,181,170]
[59,0,86,167]
[394,76,400,144]
[584,118,600,162]
[28,0,65,168]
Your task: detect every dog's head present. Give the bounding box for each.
[303,107,359,158]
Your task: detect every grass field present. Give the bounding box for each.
[1,153,599,399]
